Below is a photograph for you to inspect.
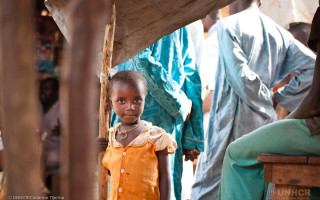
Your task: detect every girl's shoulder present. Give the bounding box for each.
[145,121,177,154]
[144,121,167,137]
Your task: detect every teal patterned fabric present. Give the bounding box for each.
[111,27,204,199]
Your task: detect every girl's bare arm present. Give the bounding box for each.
[157,148,171,200]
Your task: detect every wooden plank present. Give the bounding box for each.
[263,163,273,183]
[98,2,116,200]
[258,154,308,164]
[60,0,107,199]
[0,0,43,197]
[272,185,310,200]
[308,156,320,164]
[268,164,320,187]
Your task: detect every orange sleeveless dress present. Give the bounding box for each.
[102,121,177,200]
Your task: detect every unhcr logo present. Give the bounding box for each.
[269,188,310,200]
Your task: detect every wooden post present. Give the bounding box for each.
[0,0,43,197]
[98,2,116,200]
[60,0,106,199]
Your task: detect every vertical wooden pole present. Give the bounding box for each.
[61,0,106,199]
[0,0,43,197]
[98,2,116,200]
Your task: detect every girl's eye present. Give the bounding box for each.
[118,99,125,104]
[134,98,142,103]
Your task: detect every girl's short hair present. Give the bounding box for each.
[108,70,147,96]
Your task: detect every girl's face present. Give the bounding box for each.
[110,81,146,125]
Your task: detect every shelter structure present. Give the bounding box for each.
[0,0,234,199]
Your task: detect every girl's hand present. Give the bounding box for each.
[183,148,200,162]
[96,137,108,153]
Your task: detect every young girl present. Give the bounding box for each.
[98,70,177,200]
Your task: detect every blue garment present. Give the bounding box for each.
[192,8,315,200]
[111,27,204,200]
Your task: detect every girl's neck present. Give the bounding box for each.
[116,119,145,148]
[120,119,141,129]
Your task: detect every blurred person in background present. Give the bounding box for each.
[192,0,316,199]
